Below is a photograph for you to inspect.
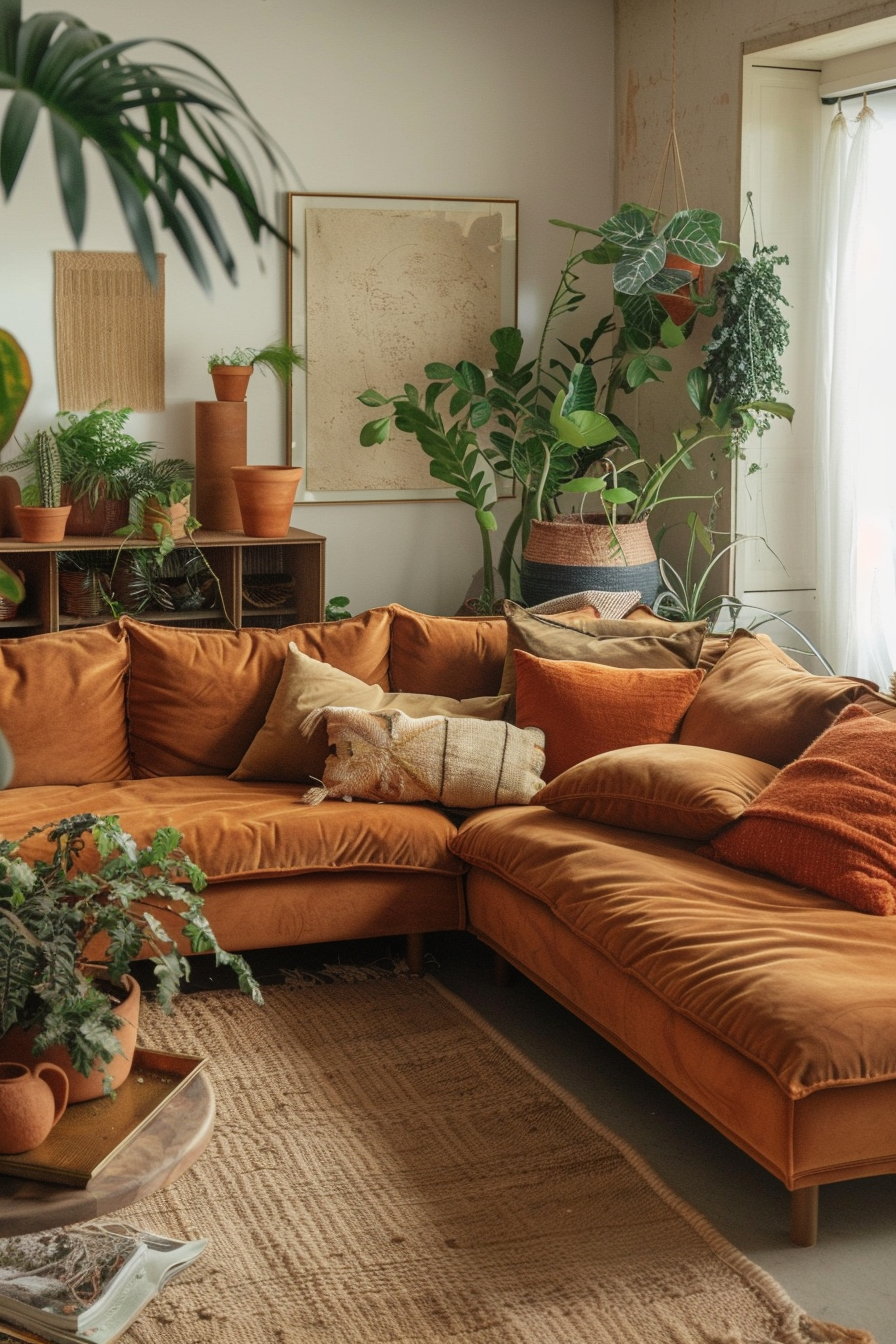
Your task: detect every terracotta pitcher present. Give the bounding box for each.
[0,1062,69,1154]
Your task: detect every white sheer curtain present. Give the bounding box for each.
[815,96,896,685]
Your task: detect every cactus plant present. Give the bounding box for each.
[33,429,62,508]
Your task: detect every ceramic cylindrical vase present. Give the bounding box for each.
[195,401,247,532]
[0,1061,69,1153]
[521,516,661,608]
[14,505,72,543]
[0,975,140,1104]
[211,365,253,402]
[231,466,303,538]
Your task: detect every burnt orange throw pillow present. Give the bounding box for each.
[704,705,896,915]
[513,650,704,781]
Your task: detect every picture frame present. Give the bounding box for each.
[286,193,518,503]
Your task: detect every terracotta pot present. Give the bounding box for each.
[231,466,302,538]
[63,486,130,537]
[14,504,72,543]
[656,253,704,328]
[0,1062,69,1154]
[0,974,140,1104]
[138,494,191,541]
[211,365,253,402]
[195,401,247,532]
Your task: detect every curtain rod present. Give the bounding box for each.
[822,85,896,103]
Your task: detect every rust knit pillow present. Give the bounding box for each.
[703,705,896,915]
[513,650,704,782]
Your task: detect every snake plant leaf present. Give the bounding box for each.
[661,211,724,266]
[0,326,30,451]
[0,2,293,289]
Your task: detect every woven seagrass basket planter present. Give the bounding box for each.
[521,516,661,608]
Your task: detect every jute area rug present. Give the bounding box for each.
[126,973,872,1344]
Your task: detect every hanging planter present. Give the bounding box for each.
[655,252,704,328]
[521,516,661,608]
[231,465,302,537]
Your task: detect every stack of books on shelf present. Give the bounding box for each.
[0,1222,206,1343]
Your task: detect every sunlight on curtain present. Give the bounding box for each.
[816,96,896,685]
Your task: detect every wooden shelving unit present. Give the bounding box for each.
[0,527,326,637]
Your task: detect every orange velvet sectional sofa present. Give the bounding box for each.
[1,603,895,1247]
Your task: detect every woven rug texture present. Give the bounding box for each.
[125,975,872,1344]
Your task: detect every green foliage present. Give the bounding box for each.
[207,343,306,385]
[325,595,352,622]
[55,406,157,506]
[0,0,292,290]
[0,814,263,1091]
[0,328,31,453]
[3,426,61,506]
[702,243,792,456]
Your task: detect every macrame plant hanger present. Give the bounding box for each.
[646,0,690,218]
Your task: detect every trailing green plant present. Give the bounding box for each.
[325,595,352,622]
[116,458,197,552]
[207,342,306,385]
[2,426,62,506]
[653,509,833,673]
[0,813,263,1092]
[54,406,157,506]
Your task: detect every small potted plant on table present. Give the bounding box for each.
[207,342,305,402]
[2,428,71,542]
[0,813,262,1101]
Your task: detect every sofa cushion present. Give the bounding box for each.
[305,707,545,808]
[124,608,392,777]
[388,605,507,698]
[677,629,868,767]
[0,624,130,787]
[704,705,896,915]
[514,651,703,781]
[535,744,778,840]
[450,807,896,1098]
[233,644,510,784]
[0,776,464,881]
[498,601,706,700]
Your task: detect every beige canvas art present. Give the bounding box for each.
[303,206,505,494]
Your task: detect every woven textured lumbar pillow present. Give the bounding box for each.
[302,707,545,808]
[233,644,510,784]
[702,704,896,915]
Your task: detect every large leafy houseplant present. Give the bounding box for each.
[0,813,262,1092]
[359,208,793,610]
[54,406,158,509]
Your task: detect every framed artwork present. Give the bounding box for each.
[287,193,518,503]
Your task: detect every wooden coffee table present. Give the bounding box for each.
[0,1072,214,1236]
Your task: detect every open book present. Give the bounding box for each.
[0,1221,206,1344]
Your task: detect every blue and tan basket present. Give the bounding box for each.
[521,516,661,609]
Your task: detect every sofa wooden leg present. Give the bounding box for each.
[406,933,425,976]
[790,1186,819,1247]
[493,951,513,987]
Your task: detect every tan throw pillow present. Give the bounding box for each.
[535,743,779,840]
[677,630,870,767]
[304,707,545,808]
[499,600,706,700]
[232,644,510,783]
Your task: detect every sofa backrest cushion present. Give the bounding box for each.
[678,629,869,767]
[124,608,392,777]
[388,605,507,698]
[0,623,130,787]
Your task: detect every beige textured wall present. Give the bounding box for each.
[613,0,896,560]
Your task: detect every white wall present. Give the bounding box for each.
[1,0,615,615]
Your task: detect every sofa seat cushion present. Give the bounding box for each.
[451,807,896,1098]
[0,777,464,882]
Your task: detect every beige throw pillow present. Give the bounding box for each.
[232,644,510,784]
[303,707,545,808]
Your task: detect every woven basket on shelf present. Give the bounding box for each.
[521,516,661,608]
[59,568,112,618]
[242,574,295,609]
[0,594,21,621]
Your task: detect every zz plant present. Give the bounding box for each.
[0,813,263,1092]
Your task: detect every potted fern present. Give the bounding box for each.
[0,813,263,1101]
[207,342,306,402]
[3,428,71,542]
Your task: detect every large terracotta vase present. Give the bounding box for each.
[211,365,253,402]
[0,975,140,1104]
[521,515,661,608]
[0,1062,69,1154]
[14,504,71,543]
[231,465,302,538]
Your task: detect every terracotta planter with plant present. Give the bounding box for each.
[207,342,305,402]
[138,493,191,541]
[6,428,71,542]
[0,814,262,1100]
[210,364,253,402]
[231,465,302,537]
